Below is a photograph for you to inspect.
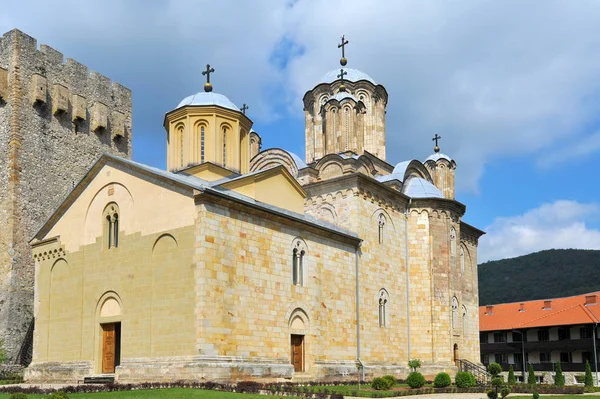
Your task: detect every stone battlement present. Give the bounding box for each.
[0,29,131,146]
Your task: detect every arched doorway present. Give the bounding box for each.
[289,308,309,373]
[453,343,459,364]
[96,293,122,374]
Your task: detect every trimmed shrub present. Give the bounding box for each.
[500,387,511,398]
[433,372,451,388]
[8,394,28,399]
[407,359,421,371]
[371,377,392,391]
[527,364,536,385]
[236,381,261,393]
[585,360,594,387]
[491,376,504,387]
[455,371,476,388]
[532,392,539,399]
[488,362,502,377]
[487,389,498,399]
[381,375,397,387]
[406,371,426,389]
[554,360,564,387]
[507,364,516,385]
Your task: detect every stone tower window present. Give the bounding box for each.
[222,127,227,167]
[200,126,205,163]
[452,296,459,331]
[378,289,389,327]
[292,238,307,286]
[103,203,120,249]
[378,213,386,244]
[450,227,457,257]
[460,245,465,275]
[462,305,467,334]
[178,125,184,168]
[345,107,350,149]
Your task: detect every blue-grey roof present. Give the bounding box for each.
[425,152,454,163]
[329,92,359,103]
[392,161,411,176]
[376,172,404,183]
[289,152,308,169]
[177,92,239,112]
[403,177,444,199]
[319,68,376,85]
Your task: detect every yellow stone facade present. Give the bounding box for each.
[26,59,484,383]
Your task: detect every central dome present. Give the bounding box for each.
[318,68,376,85]
[176,92,239,112]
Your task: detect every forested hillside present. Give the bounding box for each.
[478,249,600,305]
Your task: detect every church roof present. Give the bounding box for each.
[319,68,376,85]
[403,177,444,199]
[176,92,239,112]
[329,92,359,103]
[425,152,454,163]
[289,152,308,169]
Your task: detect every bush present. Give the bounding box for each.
[381,375,396,387]
[532,392,539,399]
[488,362,502,377]
[554,360,564,387]
[406,371,426,389]
[371,377,392,391]
[407,359,421,371]
[236,381,262,393]
[507,364,516,385]
[527,364,536,385]
[500,387,511,398]
[585,360,594,387]
[8,394,28,399]
[433,372,451,388]
[455,371,476,388]
[491,376,504,387]
[487,389,498,399]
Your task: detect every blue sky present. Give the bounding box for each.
[3,0,600,262]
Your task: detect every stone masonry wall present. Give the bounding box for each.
[0,29,131,360]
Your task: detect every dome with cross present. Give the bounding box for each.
[318,68,376,85]
[176,92,239,112]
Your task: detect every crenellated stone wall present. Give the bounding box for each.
[0,29,131,361]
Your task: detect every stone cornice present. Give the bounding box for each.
[460,221,486,245]
[409,198,467,219]
[32,237,66,261]
[163,104,252,131]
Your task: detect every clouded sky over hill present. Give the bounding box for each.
[3,0,600,262]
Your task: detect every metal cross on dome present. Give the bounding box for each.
[432,133,442,153]
[338,35,349,66]
[202,64,215,92]
[337,68,348,92]
[241,104,249,115]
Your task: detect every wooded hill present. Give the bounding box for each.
[478,249,600,305]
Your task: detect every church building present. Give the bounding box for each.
[26,37,484,383]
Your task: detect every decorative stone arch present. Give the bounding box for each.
[288,307,310,335]
[401,160,434,183]
[315,202,337,224]
[152,233,178,254]
[377,288,390,327]
[291,237,308,286]
[103,202,120,249]
[94,291,123,374]
[173,122,185,168]
[249,148,300,177]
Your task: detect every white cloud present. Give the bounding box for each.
[479,200,600,262]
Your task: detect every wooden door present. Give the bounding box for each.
[291,334,304,372]
[102,323,116,373]
[453,344,459,364]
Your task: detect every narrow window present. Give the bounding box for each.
[292,248,299,285]
[113,214,119,248]
[450,227,457,256]
[222,127,227,166]
[378,289,389,327]
[378,214,385,244]
[200,126,205,163]
[291,239,307,286]
[299,250,305,286]
[460,245,465,274]
[462,305,467,333]
[452,297,459,330]
[179,126,184,168]
[345,108,349,149]
[107,215,113,249]
[104,203,120,249]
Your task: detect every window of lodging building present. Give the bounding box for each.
[292,238,307,286]
[560,352,572,363]
[514,353,523,366]
[581,327,593,339]
[378,289,389,327]
[378,213,385,244]
[480,332,489,343]
[103,203,119,249]
[512,331,524,342]
[540,352,552,363]
[583,351,594,363]
[537,329,550,341]
[481,353,490,364]
[494,331,507,343]
[558,327,571,340]
[494,353,508,364]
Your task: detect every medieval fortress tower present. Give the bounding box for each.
[0,29,132,361]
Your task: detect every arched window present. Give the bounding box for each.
[378,213,386,244]
[462,305,467,334]
[452,296,459,330]
[200,126,205,163]
[103,203,120,249]
[292,239,307,286]
[345,107,350,149]
[378,289,389,327]
[222,127,227,166]
[450,227,457,256]
[460,245,465,275]
[178,125,184,168]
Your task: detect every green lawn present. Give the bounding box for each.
[0,389,278,399]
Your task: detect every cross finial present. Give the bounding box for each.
[338,35,349,66]
[202,64,215,92]
[241,103,249,115]
[337,68,348,92]
[432,133,442,153]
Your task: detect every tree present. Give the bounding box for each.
[527,364,537,385]
[507,364,516,385]
[585,360,594,388]
[408,359,421,372]
[488,362,502,378]
[554,361,565,387]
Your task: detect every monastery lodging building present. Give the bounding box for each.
[25,37,484,383]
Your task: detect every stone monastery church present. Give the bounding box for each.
[0,29,484,383]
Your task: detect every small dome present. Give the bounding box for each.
[319,68,376,85]
[177,92,239,112]
[289,152,307,169]
[403,177,444,199]
[425,152,454,163]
